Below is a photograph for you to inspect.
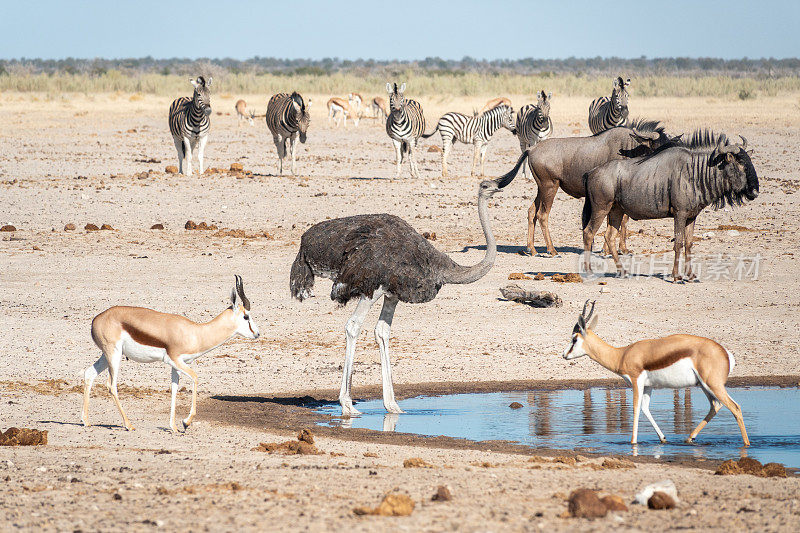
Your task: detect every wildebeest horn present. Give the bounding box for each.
[717,142,740,155]
[739,135,748,151]
[631,128,659,141]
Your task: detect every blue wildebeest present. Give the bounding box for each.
[497,118,673,256]
[581,131,759,280]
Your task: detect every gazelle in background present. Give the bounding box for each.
[235,99,256,126]
[82,276,260,434]
[348,92,363,114]
[327,97,360,128]
[371,96,388,123]
[562,301,749,446]
[480,96,512,114]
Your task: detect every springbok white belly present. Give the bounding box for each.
[642,358,698,389]
[120,331,168,364]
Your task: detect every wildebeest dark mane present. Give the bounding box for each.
[633,128,727,164]
[625,117,665,135]
[689,140,758,209]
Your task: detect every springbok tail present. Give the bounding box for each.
[726,349,736,372]
[289,248,314,301]
[496,149,528,188]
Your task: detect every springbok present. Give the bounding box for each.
[81,276,260,434]
[235,99,255,126]
[562,301,749,446]
[371,96,389,123]
[327,97,360,128]
[348,92,363,114]
[480,96,512,114]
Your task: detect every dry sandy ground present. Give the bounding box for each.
[1,91,799,531]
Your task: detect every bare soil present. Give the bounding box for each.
[1,92,799,531]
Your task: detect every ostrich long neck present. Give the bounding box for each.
[443,191,495,285]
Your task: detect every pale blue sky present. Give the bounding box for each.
[1,0,797,60]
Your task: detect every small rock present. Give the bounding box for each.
[85,223,100,231]
[762,462,788,478]
[715,459,740,475]
[230,162,244,172]
[354,492,415,516]
[634,480,678,505]
[551,273,583,283]
[0,225,16,232]
[64,223,76,231]
[297,429,314,444]
[403,457,433,468]
[533,272,545,280]
[647,491,676,510]
[427,145,442,153]
[600,286,611,293]
[727,230,740,237]
[432,485,452,501]
[150,223,164,230]
[422,231,436,240]
[702,231,716,238]
[509,402,524,409]
[601,494,628,512]
[508,272,532,280]
[165,166,178,174]
[100,224,114,231]
[113,493,122,501]
[600,458,635,470]
[185,220,197,230]
[737,457,764,475]
[567,488,607,518]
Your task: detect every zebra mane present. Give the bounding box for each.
[290,91,305,111]
[196,76,206,87]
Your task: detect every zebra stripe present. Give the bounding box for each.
[168,76,212,175]
[426,104,516,177]
[266,92,311,176]
[386,82,426,178]
[588,76,630,135]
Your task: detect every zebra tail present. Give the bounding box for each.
[401,140,409,155]
[420,123,439,139]
[581,172,592,230]
[289,248,314,301]
[496,150,528,188]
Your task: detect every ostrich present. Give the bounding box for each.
[290,175,513,416]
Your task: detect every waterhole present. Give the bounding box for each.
[318,386,800,467]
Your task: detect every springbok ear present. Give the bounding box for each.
[386,82,393,94]
[190,78,198,88]
[206,77,212,86]
[399,82,406,93]
[548,92,552,100]
[587,312,599,330]
[613,78,620,88]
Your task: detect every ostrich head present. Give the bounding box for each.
[479,175,512,198]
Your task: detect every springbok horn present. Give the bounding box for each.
[235,275,251,311]
[586,300,596,322]
[581,299,590,318]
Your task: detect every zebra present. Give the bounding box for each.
[266,92,311,176]
[422,104,516,177]
[385,82,426,178]
[588,76,630,135]
[516,90,553,178]
[168,76,212,175]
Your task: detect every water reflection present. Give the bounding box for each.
[317,386,800,467]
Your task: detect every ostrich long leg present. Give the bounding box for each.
[375,295,402,413]
[340,291,382,417]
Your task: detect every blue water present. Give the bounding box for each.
[317,386,800,467]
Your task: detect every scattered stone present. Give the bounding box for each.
[715,457,787,477]
[403,457,433,468]
[422,231,436,240]
[634,480,679,505]
[112,493,122,501]
[509,402,524,409]
[726,229,741,237]
[134,157,160,163]
[0,427,48,446]
[64,223,76,231]
[601,494,628,512]
[297,429,314,444]
[150,223,164,230]
[100,224,114,231]
[432,485,452,502]
[600,458,635,470]
[230,162,244,172]
[716,224,751,232]
[363,452,378,458]
[185,220,218,231]
[354,492,415,516]
[500,285,562,308]
[427,145,442,153]
[84,223,100,231]
[567,488,607,518]
[551,273,583,283]
[0,225,16,232]
[508,272,532,280]
[165,165,178,174]
[533,272,545,280]
[554,456,577,466]
[648,491,676,510]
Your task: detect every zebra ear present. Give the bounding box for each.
[399,83,406,93]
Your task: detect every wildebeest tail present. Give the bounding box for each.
[289,248,314,301]
[496,150,528,188]
[581,172,592,229]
